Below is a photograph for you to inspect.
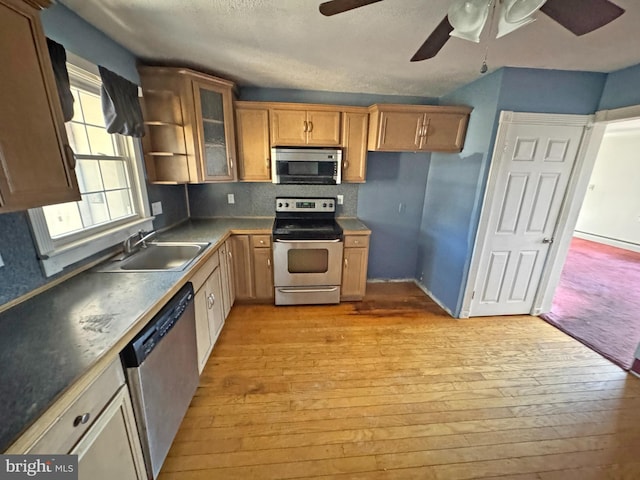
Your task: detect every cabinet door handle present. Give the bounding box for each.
[228,250,232,259]
[303,120,308,132]
[266,158,271,170]
[344,258,349,269]
[423,118,431,137]
[64,145,77,170]
[207,293,214,309]
[267,258,271,268]
[382,116,389,144]
[343,160,349,170]
[229,157,234,170]
[73,413,90,427]
[308,121,313,133]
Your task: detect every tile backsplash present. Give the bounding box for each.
[188,183,359,217]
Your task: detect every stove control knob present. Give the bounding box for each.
[323,203,327,208]
[329,202,333,208]
[285,202,290,208]
[278,202,283,208]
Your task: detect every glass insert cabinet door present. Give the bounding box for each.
[193,80,237,181]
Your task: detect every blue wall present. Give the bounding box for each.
[498,68,606,115]
[358,152,430,278]
[598,63,640,111]
[417,69,503,312]
[0,4,188,307]
[40,5,139,84]
[233,87,437,279]
[417,67,607,316]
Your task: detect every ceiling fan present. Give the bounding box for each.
[319,0,625,62]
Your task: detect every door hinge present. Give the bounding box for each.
[471,290,475,299]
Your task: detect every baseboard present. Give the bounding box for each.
[368,278,415,283]
[573,231,640,253]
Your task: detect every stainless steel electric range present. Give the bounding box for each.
[272,197,344,305]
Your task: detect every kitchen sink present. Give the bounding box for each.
[97,241,210,272]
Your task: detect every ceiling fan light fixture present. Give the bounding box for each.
[448,0,490,43]
[497,0,547,38]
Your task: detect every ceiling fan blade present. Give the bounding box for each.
[541,0,625,36]
[319,0,384,16]
[410,16,453,62]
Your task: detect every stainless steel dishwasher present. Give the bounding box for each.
[121,282,199,479]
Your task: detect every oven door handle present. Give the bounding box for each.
[274,239,342,243]
[277,287,339,293]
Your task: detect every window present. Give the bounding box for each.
[29,59,152,276]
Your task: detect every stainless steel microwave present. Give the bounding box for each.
[271,147,342,185]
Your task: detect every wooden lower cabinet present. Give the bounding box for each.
[24,359,146,479]
[253,244,274,301]
[218,240,235,317]
[341,234,370,301]
[71,387,147,480]
[193,258,225,373]
[229,235,253,300]
[230,234,274,302]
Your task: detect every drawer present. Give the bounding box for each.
[344,235,369,248]
[27,358,125,454]
[251,235,272,248]
[190,249,220,292]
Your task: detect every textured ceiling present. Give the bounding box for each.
[59,0,640,97]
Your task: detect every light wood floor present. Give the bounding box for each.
[160,282,640,480]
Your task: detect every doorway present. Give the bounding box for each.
[541,119,640,369]
[461,111,595,318]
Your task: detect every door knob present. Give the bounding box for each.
[542,238,554,244]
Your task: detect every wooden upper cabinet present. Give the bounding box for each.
[306,110,341,145]
[235,104,271,181]
[341,112,368,183]
[372,110,423,151]
[0,0,80,213]
[138,66,237,183]
[270,107,341,146]
[368,104,472,153]
[192,78,237,181]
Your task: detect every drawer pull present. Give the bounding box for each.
[73,413,91,427]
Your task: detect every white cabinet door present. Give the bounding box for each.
[71,386,146,480]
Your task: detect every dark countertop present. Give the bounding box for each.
[0,216,368,452]
[0,217,273,452]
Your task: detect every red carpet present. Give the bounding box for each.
[541,237,640,370]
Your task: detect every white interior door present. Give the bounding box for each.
[469,116,587,316]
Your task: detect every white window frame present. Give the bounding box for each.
[28,55,153,277]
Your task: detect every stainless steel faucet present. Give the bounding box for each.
[123,230,157,256]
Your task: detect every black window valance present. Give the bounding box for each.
[98,66,145,137]
[46,38,74,122]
